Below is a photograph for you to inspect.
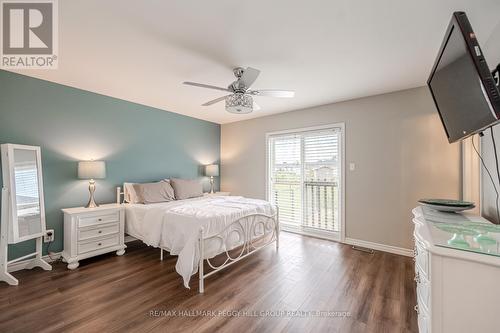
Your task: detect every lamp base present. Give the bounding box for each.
[210,176,215,194]
[85,200,99,209]
[85,179,99,208]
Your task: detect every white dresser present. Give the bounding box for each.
[62,204,126,269]
[412,206,500,333]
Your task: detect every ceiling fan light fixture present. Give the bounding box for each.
[225,93,253,114]
[183,67,295,114]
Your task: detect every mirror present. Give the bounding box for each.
[13,149,42,238]
[1,144,46,243]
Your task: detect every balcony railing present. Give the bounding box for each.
[304,181,338,231]
[272,181,338,232]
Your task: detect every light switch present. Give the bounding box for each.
[349,163,356,171]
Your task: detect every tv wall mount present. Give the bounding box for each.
[493,63,500,87]
[478,65,500,137]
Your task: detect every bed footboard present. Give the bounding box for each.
[198,208,279,293]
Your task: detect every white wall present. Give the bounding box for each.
[221,87,461,249]
[480,20,500,223]
[461,135,481,215]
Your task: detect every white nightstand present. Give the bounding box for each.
[204,192,231,197]
[61,204,126,270]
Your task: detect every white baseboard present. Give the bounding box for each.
[124,235,138,243]
[281,227,412,257]
[8,252,62,273]
[281,225,340,242]
[344,237,413,257]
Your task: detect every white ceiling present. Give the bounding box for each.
[8,0,500,124]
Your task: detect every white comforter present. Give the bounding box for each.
[136,196,275,288]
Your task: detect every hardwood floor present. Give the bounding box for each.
[0,233,417,333]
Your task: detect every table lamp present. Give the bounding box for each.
[78,160,106,208]
[205,164,219,194]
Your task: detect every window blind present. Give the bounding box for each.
[268,127,341,232]
[303,130,339,231]
[269,135,302,225]
[14,165,40,208]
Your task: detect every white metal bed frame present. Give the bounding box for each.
[116,187,279,293]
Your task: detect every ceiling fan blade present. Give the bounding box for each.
[249,89,295,98]
[202,95,231,106]
[253,101,261,111]
[239,67,260,89]
[183,81,231,92]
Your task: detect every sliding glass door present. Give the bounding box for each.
[267,125,343,238]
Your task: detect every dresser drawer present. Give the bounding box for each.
[78,222,119,241]
[78,235,119,254]
[78,211,120,228]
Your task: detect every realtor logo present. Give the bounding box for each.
[1,0,58,69]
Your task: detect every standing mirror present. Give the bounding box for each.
[1,144,51,285]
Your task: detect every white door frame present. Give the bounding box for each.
[265,123,346,242]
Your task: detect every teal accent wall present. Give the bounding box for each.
[0,70,220,260]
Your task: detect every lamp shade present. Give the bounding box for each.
[205,164,219,177]
[78,161,106,179]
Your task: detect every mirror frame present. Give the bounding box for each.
[1,144,47,244]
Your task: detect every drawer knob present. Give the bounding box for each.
[414,304,419,315]
[98,242,102,246]
[98,230,102,234]
[98,218,102,221]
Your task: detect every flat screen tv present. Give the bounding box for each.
[428,11,500,143]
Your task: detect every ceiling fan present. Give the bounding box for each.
[183,67,295,114]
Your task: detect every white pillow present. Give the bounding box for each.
[170,178,203,200]
[133,181,175,204]
[124,179,170,203]
[124,182,138,203]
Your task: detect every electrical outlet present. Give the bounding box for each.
[44,229,54,243]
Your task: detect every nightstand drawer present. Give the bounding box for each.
[78,222,119,241]
[78,235,119,254]
[63,204,126,270]
[78,211,120,228]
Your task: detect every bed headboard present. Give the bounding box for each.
[116,186,124,204]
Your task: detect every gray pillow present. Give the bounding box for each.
[133,180,175,204]
[170,178,203,200]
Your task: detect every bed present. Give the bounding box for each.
[117,187,279,293]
